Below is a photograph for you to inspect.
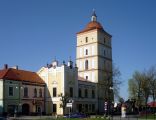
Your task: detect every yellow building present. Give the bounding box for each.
[38,60,78,115]
[76,11,113,113]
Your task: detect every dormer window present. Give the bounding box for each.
[85,37,88,43]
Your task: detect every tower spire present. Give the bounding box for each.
[91,9,97,21]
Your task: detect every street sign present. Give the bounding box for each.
[66,103,72,107]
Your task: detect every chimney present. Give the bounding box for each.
[4,64,8,69]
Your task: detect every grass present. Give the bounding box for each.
[37,118,106,120]
[139,114,156,119]
[36,118,107,120]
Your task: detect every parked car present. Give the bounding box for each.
[63,113,88,118]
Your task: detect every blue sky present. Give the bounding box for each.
[0,0,156,100]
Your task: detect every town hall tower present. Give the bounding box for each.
[76,11,113,112]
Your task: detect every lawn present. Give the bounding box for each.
[35,117,107,120]
[139,114,156,119]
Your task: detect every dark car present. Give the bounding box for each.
[64,113,87,118]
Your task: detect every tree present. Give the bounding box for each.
[112,64,122,99]
[128,70,151,109]
[58,93,69,115]
[147,66,156,106]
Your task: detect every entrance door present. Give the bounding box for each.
[22,104,30,115]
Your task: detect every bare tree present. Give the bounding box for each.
[112,64,122,99]
[147,66,156,105]
[58,93,69,115]
[128,71,144,107]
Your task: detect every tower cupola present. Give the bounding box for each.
[91,9,97,21]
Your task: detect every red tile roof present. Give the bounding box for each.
[0,68,45,84]
[77,21,104,34]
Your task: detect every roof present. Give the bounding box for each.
[0,68,45,84]
[77,21,104,34]
[78,76,86,81]
[78,76,96,84]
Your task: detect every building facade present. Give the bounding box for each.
[38,60,78,115]
[0,65,45,116]
[38,60,97,115]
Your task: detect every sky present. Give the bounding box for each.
[0,0,156,100]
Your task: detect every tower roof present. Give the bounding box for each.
[77,11,104,34]
[77,21,104,34]
[77,11,112,37]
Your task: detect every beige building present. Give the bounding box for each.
[38,60,78,115]
[38,60,97,115]
[76,11,113,113]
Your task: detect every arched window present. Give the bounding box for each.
[39,88,42,97]
[24,87,28,97]
[85,60,88,70]
[34,88,37,97]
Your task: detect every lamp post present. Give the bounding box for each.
[104,75,113,120]
[108,86,113,119]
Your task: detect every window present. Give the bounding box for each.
[53,104,57,113]
[85,104,88,112]
[39,88,42,97]
[69,87,73,97]
[78,88,82,97]
[92,104,95,112]
[104,37,106,43]
[104,50,106,56]
[53,87,57,97]
[85,37,88,43]
[34,88,37,97]
[85,60,88,70]
[80,48,82,57]
[24,87,28,97]
[9,86,13,96]
[92,90,95,98]
[85,89,88,98]
[85,49,88,55]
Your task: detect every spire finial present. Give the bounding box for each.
[91,9,97,21]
